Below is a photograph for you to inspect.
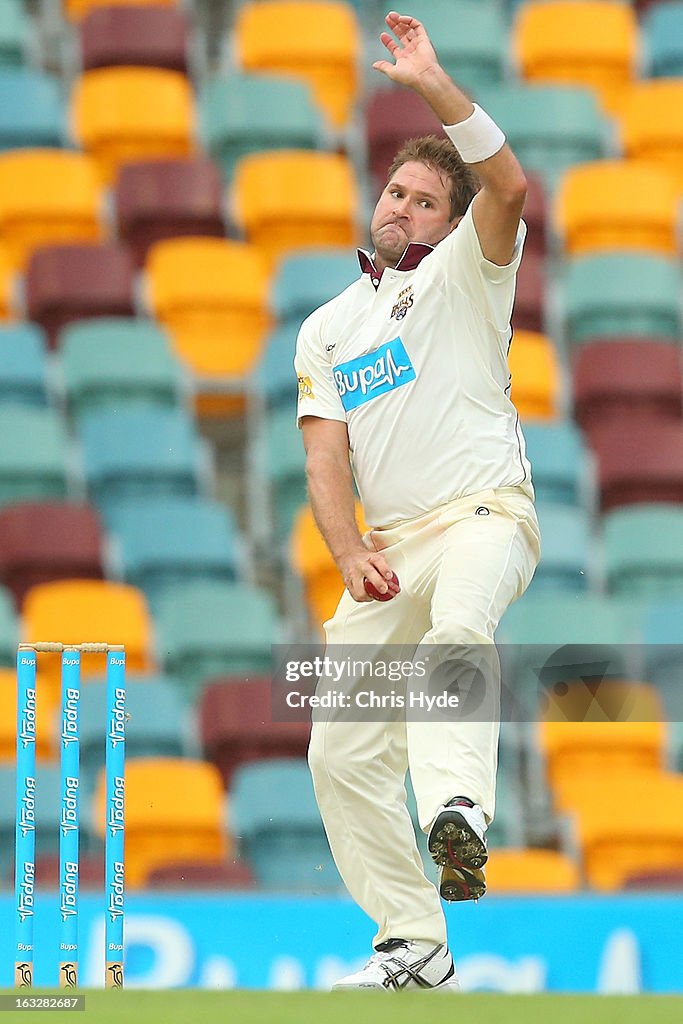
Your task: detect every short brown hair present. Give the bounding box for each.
[387,135,480,220]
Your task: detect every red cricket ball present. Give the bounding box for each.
[364,571,400,602]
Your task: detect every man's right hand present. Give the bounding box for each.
[338,546,401,603]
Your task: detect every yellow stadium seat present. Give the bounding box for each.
[0,245,16,322]
[485,848,580,894]
[619,80,683,193]
[233,150,359,270]
[0,150,102,270]
[290,501,369,629]
[92,757,228,888]
[65,0,176,22]
[234,1,360,128]
[145,236,272,416]
[22,580,154,697]
[513,1,638,114]
[70,67,194,184]
[508,329,561,421]
[0,667,55,763]
[554,160,680,257]
[558,772,683,890]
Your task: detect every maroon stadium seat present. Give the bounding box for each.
[199,677,311,789]
[114,157,227,266]
[591,420,683,511]
[521,171,547,257]
[512,249,545,333]
[79,4,190,74]
[573,339,683,440]
[365,86,444,193]
[146,858,255,890]
[26,243,135,348]
[0,501,105,605]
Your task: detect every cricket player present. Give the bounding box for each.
[295,11,541,990]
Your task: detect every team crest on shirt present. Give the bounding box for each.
[297,375,314,400]
[390,285,414,321]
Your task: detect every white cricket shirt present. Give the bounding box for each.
[295,202,533,528]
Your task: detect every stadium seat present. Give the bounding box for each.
[253,323,299,411]
[233,150,359,270]
[511,250,545,334]
[540,678,664,725]
[155,580,277,694]
[562,253,681,346]
[200,677,311,789]
[512,1,638,114]
[0,0,27,68]
[0,323,50,407]
[475,83,609,190]
[521,422,590,507]
[145,236,272,415]
[291,502,370,629]
[365,86,444,193]
[264,405,307,543]
[92,756,228,888]
[272,249,360,332]
[229,757,341,891]
[485,848,580,894]
[591,421,683,511]
[529,504,593,593]
[0,665,55,762]
[108,495,240,607]
[0,405,70,507]
[644,1,683,78]
[79,4,190,73]
[0,500,105,605]
[78,405,210,520]
[234,1,360,129]
[0,149,102,270]
[79,676,191,791]
[199,74,325,182]
[146,858,254,890]
[619,79,683,191]
[23,579,154,687]
[0,245,14,321]
[70,67,194,183]
[554,160,680,257]
[0,767,72,869]
[521,171,547,258]
[402,0,506,92]
[641,597,683,723]
[573,340,683,439]
[603,505,683,600]
[0,586,21,668]
[508,329,562,421]
[65,0,177,19]
[0,69,64,150]
[60,317,186,419]
[25,243,136,348]
[114,157,227,267]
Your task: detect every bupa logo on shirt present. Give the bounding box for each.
[333,336,416,412]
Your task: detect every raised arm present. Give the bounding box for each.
[373,10,526,266]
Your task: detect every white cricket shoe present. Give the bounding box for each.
[332,939,459,991]
[428,797,488,902]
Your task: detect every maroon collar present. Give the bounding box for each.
[357,241,434,285]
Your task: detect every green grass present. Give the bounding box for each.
[1,991,682,1024]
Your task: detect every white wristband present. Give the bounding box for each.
[442,104,506,164]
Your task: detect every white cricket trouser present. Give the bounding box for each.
[307,486,541,948]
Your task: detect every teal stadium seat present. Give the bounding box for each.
[79,676,192,793]
[254,323,299,411]
[264,406,306,543]
[644,1,683,77]
[522,422,590,507]
[0,766,82,873]
[529,503,593,593]
[640,598,683,723]
[155,580,277,694]
[0,584,17,666]
[0,405,70,506]
[79,406,210,520]
[563,253,681,345]
[272,249,360,331]
[108,495,240,608]
[603,504,683,600]
[0,323,49,406]
[0,69,64,149]
[60,318,186,418]
[397,0,507,91]
[475,83,608,189]
[199,73,325,181]
[0,0,28,68]
[229,757,342,891]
